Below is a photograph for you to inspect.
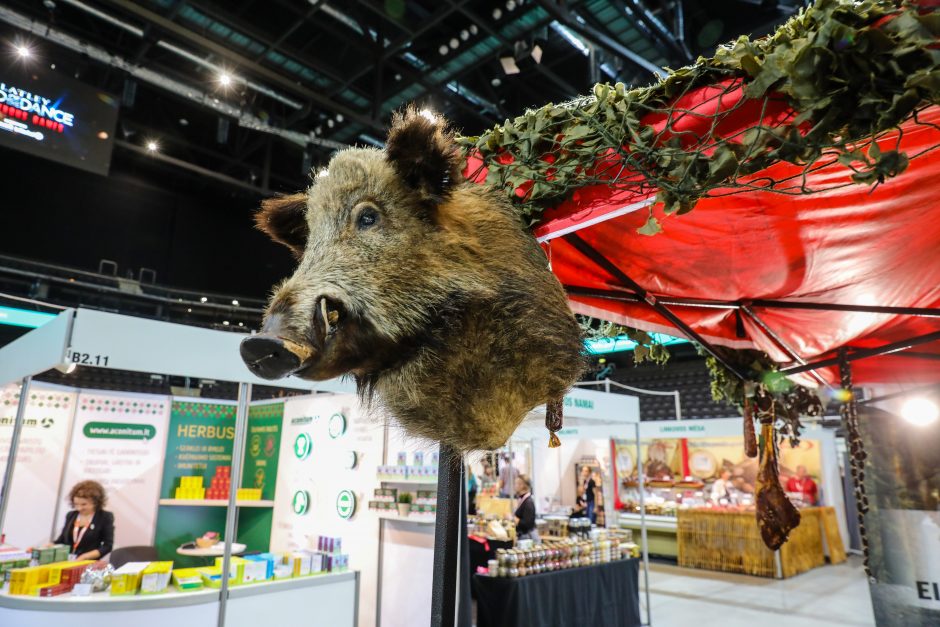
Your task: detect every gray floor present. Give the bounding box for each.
[644,556,875,626]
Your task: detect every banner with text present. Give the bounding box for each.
[241,402,283,501]
[62,391,170,548]
[0,383,76,548]
[160,400,236,497]
[862,406,940,626]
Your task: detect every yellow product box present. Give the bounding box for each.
[140,561,173,595]
[236,488,262,500]
[171,567,204,591]
[213,557,246,585]
[47,560,94,585]
[288,552,312,578]
[9,566,49,596]
[111,562,150,595]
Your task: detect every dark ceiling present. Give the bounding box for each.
[0,0,804,299]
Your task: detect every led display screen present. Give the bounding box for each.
[0,62,119,176]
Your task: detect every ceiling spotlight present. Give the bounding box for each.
[439,45,449,55]
[187,308,192,313]
[394,73,402,81]
[238,322,244,327]
[460,29,469,41]
[146,140,159,152]
[14,44,32,59]
[335,113,344,122]
[901,397,939,427]
[492,8,502,20]
[419,108,436,122]
[491,77,502,87]
[218,71,233,87]
[222,321,230,326]
[200,296,208,303]
[449,38,459,49]
[469,24,478,35]
[506,0,516,11]
[327,119,335,128]
[97,131,109,140]
[179,118,189,126]
[231,299,239,306]
[499,55,521,75]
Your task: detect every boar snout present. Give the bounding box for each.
[240,334,313,380]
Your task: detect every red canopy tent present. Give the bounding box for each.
[468,98,940,388]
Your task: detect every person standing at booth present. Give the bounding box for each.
[513,475,539,541]
[53,480,115,561]
[580,465,597,524]
[786,465,819,506]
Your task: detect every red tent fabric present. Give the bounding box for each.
[532,102,940,385]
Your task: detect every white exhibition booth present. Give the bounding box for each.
[0,307,361,627]
[0,307,651,627]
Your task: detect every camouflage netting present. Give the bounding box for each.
[457,0,940,234]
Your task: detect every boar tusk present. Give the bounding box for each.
[281,338,314,364]
[320,297,332,336]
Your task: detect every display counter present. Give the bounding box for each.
[473,559,641,627]
[617,513,678,558]
[0,570,359,627]
[677,506,846,578]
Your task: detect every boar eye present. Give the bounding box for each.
[356,204,379,230]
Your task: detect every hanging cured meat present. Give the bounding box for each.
[755,420,801,550]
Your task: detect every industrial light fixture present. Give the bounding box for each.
[900,397,939,427]
[14,44,32,59]
[439,45,449,55]
[492,8,502,20]
[460,29,469,41]
[146,140,159,152]
[222,321,230,326]
[335,113,344,122]
[231,299,239,306]
[217,71,233,87]
[200,296,208,303]
[449,37,459,49]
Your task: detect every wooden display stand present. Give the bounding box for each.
[676,506,845,578]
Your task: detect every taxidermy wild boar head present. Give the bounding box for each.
[240,108,584,451]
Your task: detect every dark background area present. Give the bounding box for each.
[0,0,802,300]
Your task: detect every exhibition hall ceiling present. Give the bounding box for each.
[0,0,802,193]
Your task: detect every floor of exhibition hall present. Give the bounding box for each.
[646,557,873,626]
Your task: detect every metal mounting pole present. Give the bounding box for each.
[430,444,462,627]
[217,382,251,627]
[0,376,31,539]
[635,422,651,626]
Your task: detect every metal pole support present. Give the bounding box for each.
[218,382,252,627]
[430,444,462,627]
[0,376,31,539]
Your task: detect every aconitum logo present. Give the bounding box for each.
[40,417,54,429]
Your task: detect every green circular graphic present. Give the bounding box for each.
[292,490,310,515]
[336,489,356,520]
[293,433,312,460]
[254,468,266,490]
[249,434,261,457]
[328,413,347,439]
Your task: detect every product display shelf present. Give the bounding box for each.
[378,478,439,485]
[617,513,678,532]
[157,499,275,508]
[375,510,436,524]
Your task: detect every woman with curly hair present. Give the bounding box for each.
[53,480,115,560]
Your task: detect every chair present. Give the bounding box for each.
[109,545,158,569]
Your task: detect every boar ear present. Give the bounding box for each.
[385,107,463,204]
[255,192,309,258]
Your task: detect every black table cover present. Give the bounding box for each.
[473,559,641,627]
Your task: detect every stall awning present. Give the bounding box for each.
[532,104,940,385]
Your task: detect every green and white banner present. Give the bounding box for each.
[0,383,76,548]
[62,391,170,548]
